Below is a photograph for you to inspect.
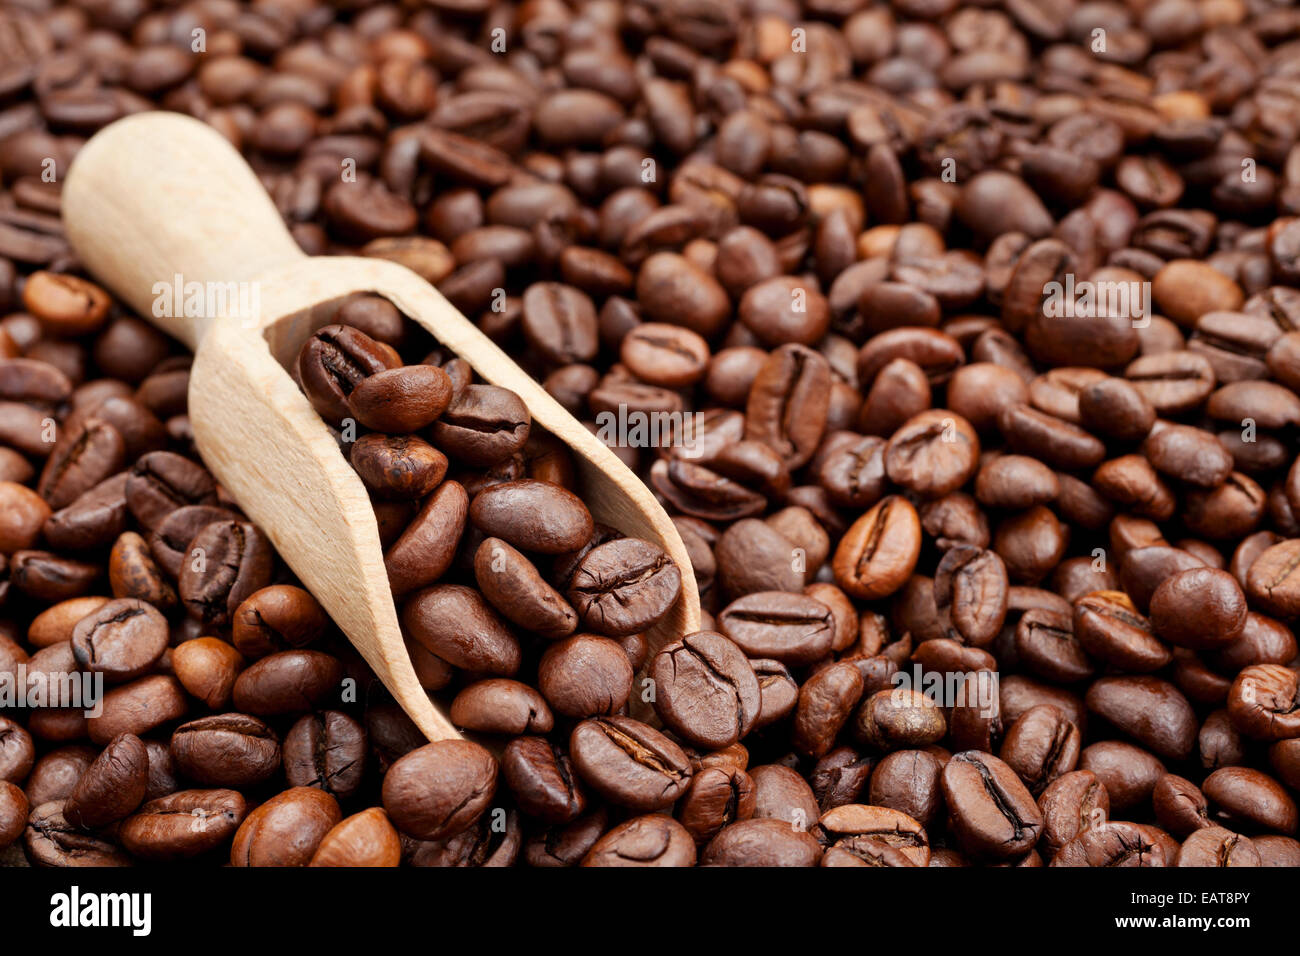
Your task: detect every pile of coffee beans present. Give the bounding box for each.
[6,0,1300,867]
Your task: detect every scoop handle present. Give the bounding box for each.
[63,111,305,350]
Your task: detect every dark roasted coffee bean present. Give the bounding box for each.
[942,751,1043,860]
[170,714,280,789]
[64,733,148,829]
[230,786,341,867]
[350,434,447,500]
[179,520,274,627]
[718,591,835,665]
[119,789,247,862]
[231,650,342,716]
[282,710,366,800]
[124,450,217,531]
[382,741,497,841]
[70,597,167,682]
[430,384,530,467]
[569,716,692,812]
[470,479,592,555]
[1175,826,1260,867]
[1039,770,1110,856]
[701,817,822,867]
[566,537,680,636]
[501,736,585,824]
[651,631,761,750]
[24,801,132,867]
[744,344,830,469]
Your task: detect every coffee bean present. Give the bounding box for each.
[64,733,148,828]
[651,631,762,750]
[70,597,168,682]
[179,520,274,627]
[1175,826,1260,867]
[569,716,692,812]
[701,817,823,867]
[309,807,402,867]
[382,741,497,841]
[942,751,1043,860]
[170,714,280,789]
[283,710,366,800]
[832,496,922,600]
[119,789,247,861]
[231,650,342,716]
[718,591,835,665]
[230,786,341,867]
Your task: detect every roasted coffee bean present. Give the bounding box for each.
[1149,569,1247,650]
[470,480,592,555]
[537,634,633,719]
[1202,767,1298,835]
[170,714,280,789]
[566,537,681,637]
[583,814,697,867]
[501,736,585,824]
[1000,706,1081,795]
[745,344,830,469]
[474,538,577,639]
[401,583,521,676]
[231,786,341,867]
[451,680,552,736]
[933,545,1008,647]
[942,751,1043,860]
[832,496,922,600]
[64,733,148,829]
[651,631,761,750]
[70,597,168,682]
[231,650,342,716]
[309,807,402,867]
[232,585,328,658]
[24,801,132,867]
[701,817,823,867]
[297,324,396,427]
[1051,821,1165,868]
[1228,665,1300,741]
[124,451,217,531]
[1039,770,1110,856]
[855,689,947,751]
[885,410,980,498]
[1073,591,1170,673]
[283,711,367,800]
[1245,539,1300,619]
[119,789,247,862]
[569,716,692,812]
[37,419,125,511]
[718,591,835,665]
[170,638,243,711]
[350,434,447,500]
[816,803,929,867]
[386,480,468,597]
[793,662,865,760]
[179,521,274,627]
[1175,826,1260,867]
[382,741,497,841]
[429,384,530,467]
[348,364,452,434]
[1086,676,1197,761]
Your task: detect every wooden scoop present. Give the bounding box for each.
[62,111,700,743]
